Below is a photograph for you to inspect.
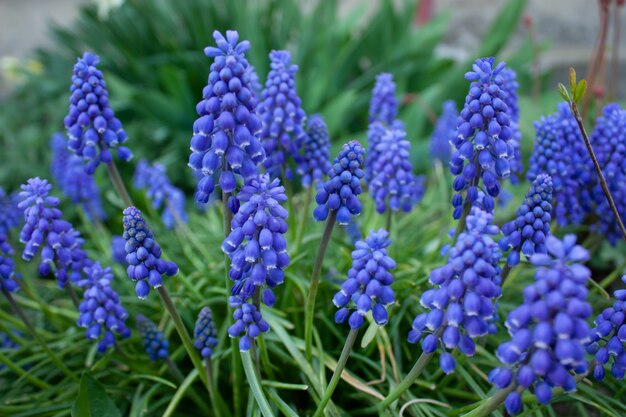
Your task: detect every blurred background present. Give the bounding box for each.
[0,0,622,193]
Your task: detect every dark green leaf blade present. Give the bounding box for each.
[72,373,122,417]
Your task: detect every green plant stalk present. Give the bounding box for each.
[304,210,337,362]
[460,384,517,417]
[165,357,211,415]
[385,210,392,233]
[0,350,51,389]
[500,264,512,285]
[312,328,359,417]
[2,288,79,382]
[222,190,242,417]
[63,281,80,308]
[105,160,133,208]
[451,201,472,246]
[156,286,208,389]
[294,185,313,252]
[206,358,234,417]
[569,99,626,242]
[377,349,435,410]
[241,349,274,417]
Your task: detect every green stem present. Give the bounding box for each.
[105,160,133,208]
[166,357,211,415]
[241,349,274,417]
[2,288,79,382]
[312,328,359,417]
[459,384,516,417]
[205,358,233,417]
[385,210,392,233]
[305,210,337,362]
[294,185,313,252]
[222,191,242,417]
[500,264,512,285]
[156,286,208,388]
[0,350,51,389]
[64,281,80,308]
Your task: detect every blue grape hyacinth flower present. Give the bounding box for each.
[527,103,592,227]
[369,128,424,214]
[0,235,19,293]
[408,207,502,374]
[122,207,178,299]
[110,235,126,265]
[259,50,307,179]
[430,100,458,165]
[50,133,106,220]
[333,229,396,329]
[134,160,187,229]
[449,57,514,218]
[188,30,265,204]
[587,275,626,381]
[194,307,219,358]
[222,174,289,351]
[0,188,22,236]
[365,120,404,185]
[64,52,132,174]
[136,314,169,361]
[296,114,332,189]
[500,68,523,183]
[499,174,553,266]
[17,178,89,287]
[490,234,591,415]
[314,141,365,225]
[588,103,626,244]
[369,73,399,125]
[77,262,131,352]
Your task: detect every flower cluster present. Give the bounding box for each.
[333,229,396,328]
[296,114,332,188]
[50,133,105,220]
[408,207,502,374]
[0,189,20,238]
[491,235,591,415]
[449,57,514,218]
[588,103,626,244]
[136,315,169,361]
[64,52,132,174]
[122,207,178,299]
[430,100,457,164]
[134,160,187,229]
[369,73,398,125]
[365,120,404,185]
[194,307,219,358]
[188,30,265,203]
[369,128,424,213]
[500,68,522,183]
[314,141,365,225]
[18,178,89,287]
[259,50,307,178]
[0,235,19,293]
[77,262,130,352]
[588,275,626,381]
[222,174,289,350]
[527,103,592,227]
[499,174,553,266]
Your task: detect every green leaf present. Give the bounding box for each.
[569,67,577,95]
[72,373,122,417]
[558,83,570,102]
[575,79,587,103]
[360,320,379,348]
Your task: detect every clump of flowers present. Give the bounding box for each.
[136,315,169,361]
[588,103,626,244]
[259,50,307,179]
[0,235,19,293]
[499,174,553,266]
[77,262,131,352]
[188,30,265,203]
[449,57,514,218]
[369,128,424,213]
[500,68,523,183]
[122,207,178,299]
[430,100,457,165]
[50,133,105,220]
[17,178,89,287]
[314,141,365,225]
[194,307,219,358]
[369,73,398,125]
[222,174,289,351]
[296,114,332,188]
[527,103,592,227]
[134,160,187,229]
[333,229,396,328]
[408,207,502,374]
[64,52,132,174]
[491,235,591,415]
[588,275,626,380]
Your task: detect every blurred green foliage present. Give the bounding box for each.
[0,0,530,192]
